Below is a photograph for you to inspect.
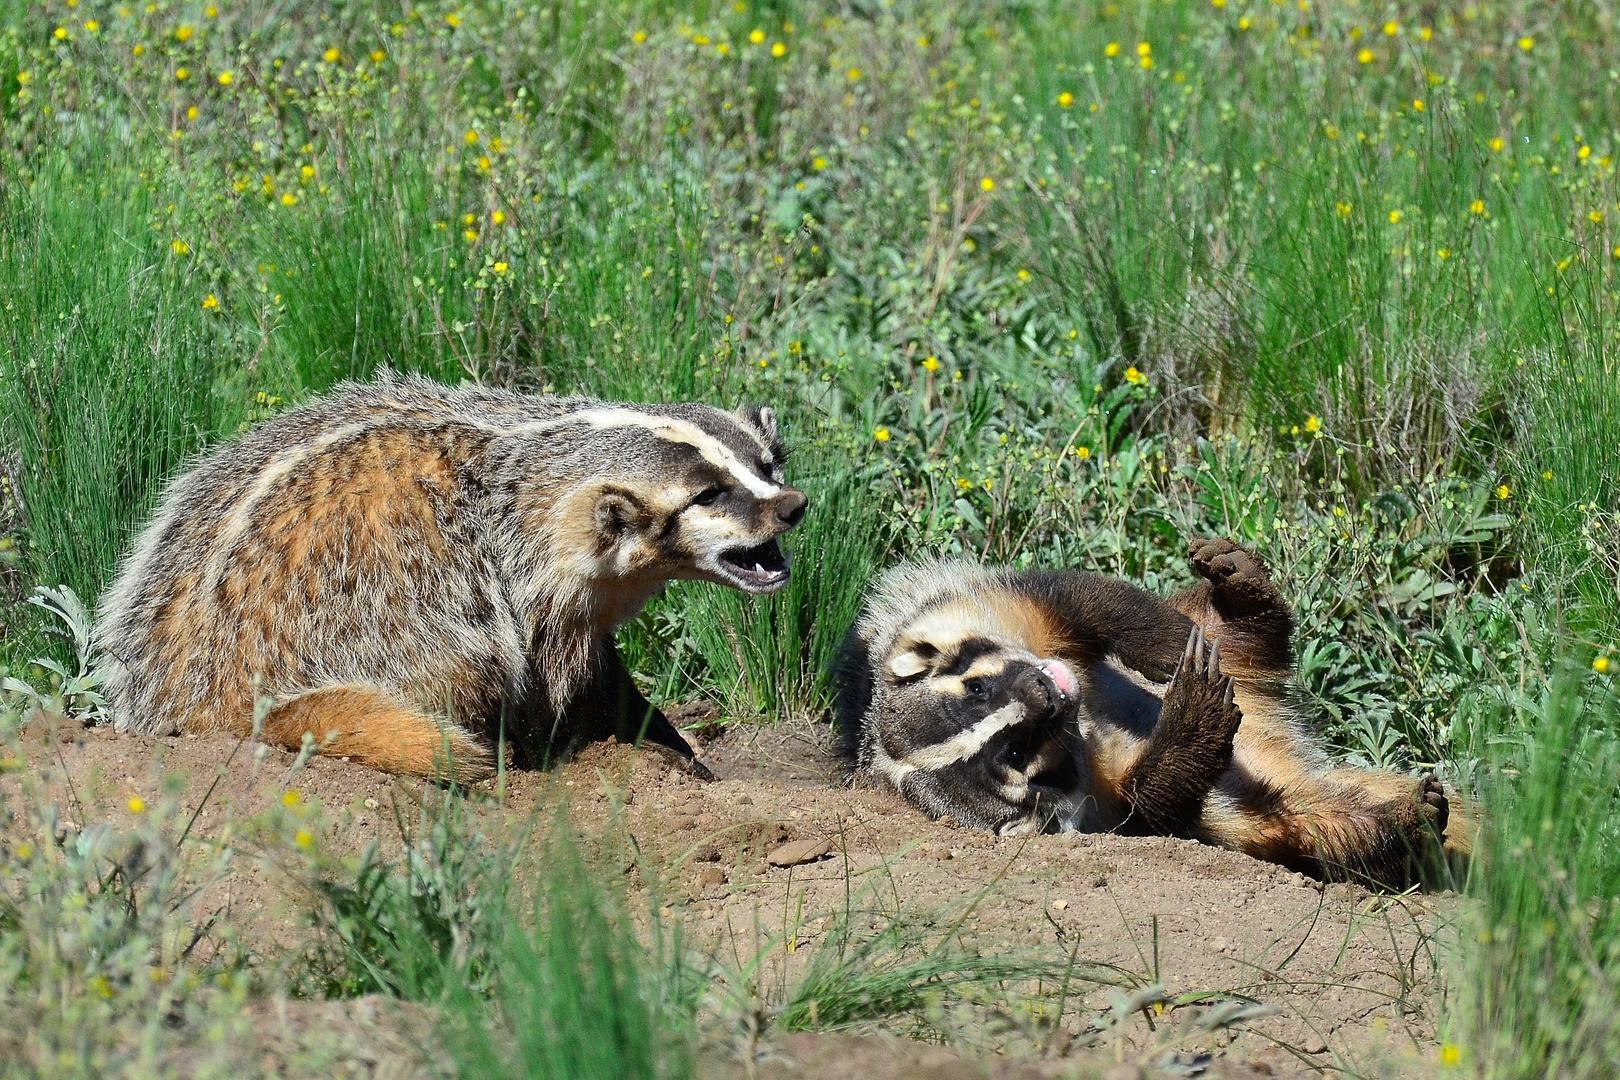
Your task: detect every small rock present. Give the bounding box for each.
[735,794,753,806]
[363,797,379,810]
[695,865,727,888]
[1091,875,1108,889]
[1051,899,1068,912]
[765,837,834,867]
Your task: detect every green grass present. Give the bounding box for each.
[3,0,1619,1074]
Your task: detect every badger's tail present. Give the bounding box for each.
[258,684,493,783]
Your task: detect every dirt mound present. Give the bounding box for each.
[6,715,1455,1076]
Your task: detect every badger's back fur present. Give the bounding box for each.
[96,372,805,780]
[835,548,1472,888]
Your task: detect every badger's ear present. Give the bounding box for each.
[736,404,778,445]
[594,488,646,538]
[885,640,940,681]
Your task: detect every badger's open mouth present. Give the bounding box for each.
[718,537,791,591]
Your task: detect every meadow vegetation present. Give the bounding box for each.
[1,0,1617,1075]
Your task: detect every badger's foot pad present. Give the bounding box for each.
[1189,537,1285,618]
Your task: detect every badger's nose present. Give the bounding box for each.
[774,488,808,528]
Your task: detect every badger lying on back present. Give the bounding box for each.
[835,540,1470,888]
[95,372,805,782]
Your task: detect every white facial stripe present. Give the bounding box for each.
[897,700,1028,772]
[498,408,780,499]
[869,745,917,788]
[935,652,1040,697]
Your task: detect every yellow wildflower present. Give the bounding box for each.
[1412,99,1424,112]
[84,18,100,32]
[1303,415,1321,433]
[1388,209,1403,224]
[493,260,509,274]
[846,66,862,81]
[1496,484,1512,500]
[128,796,146,814]
[1382,20,1400,36]
[1489,137,1505,152]
[171,239,190,255]
[175,23,194,42]
[53,26,69,41]
[1335,201,1352,218]
[1470,199,1485,215]
[771,41,786,58]
[873,427,891,443]
[446,12,462,28]
[294,829,314,849]
[202,293,219,310]
[921,355,940,373]
[1517,36,1534,52]
[282,790,302,807]
[217,70,233,85]
[1590,211,1605,224]
[1595,656,1611,675]
[175,66,190,81]
[749,29,764,45]
[1440,1044,1462,1067]
[1124,366,1146,385]
[492,209,506,225]
[1073,445,1091,460]
[280,192,298,206]
[979,176,995,192]
[323,46,340,62]
[464,129,479,145]
[1057,91,1074,108]
[1357,48,1374,64]
[1104,41,1120,58]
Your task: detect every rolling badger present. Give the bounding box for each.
[835,540,1470,888]
[95,372,805,782]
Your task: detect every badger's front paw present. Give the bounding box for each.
[1158,625,1242,759]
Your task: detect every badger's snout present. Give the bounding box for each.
[772,487,808,530]
[1010,663,1078,732]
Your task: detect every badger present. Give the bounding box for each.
[94,372,806,782]
[834,539,1471,888]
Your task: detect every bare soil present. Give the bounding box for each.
[5,713,1459,1077]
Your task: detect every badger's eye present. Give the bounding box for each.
[1002,744,1028,771]
[964,678,987,698]
[690,486,727,507]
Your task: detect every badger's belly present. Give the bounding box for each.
[1077,657,1166,740]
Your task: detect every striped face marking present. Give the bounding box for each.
[891,700,1028,773]
[499,408,784,499]
[869,628,1093,835]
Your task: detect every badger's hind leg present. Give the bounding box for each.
[1172,537,1294,681]
[1204,764,1452,889]
[258,685,494,783]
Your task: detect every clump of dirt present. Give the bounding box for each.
[4,715,1458,1076]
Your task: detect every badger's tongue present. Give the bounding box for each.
[1039,659,1079,700]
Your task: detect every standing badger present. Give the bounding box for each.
[834,540,1470,888]
[95,372,806,782]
